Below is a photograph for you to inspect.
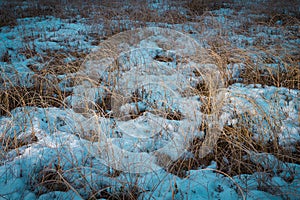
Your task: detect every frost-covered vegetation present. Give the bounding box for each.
[0,0,299,199]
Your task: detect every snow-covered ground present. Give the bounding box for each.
[0,0,299,199]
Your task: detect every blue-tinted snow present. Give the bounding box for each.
[0,1,299,200]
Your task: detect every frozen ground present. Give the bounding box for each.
[0,0,299,199]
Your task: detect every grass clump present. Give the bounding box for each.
[0,76,70,116]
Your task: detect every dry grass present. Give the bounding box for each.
[0,0,299,199]
[211,47,300,89]
[186,0,233,15]
[0,73,72,116]
[0,48,88,116]
[166,119,299,186]
[246,0,300,23]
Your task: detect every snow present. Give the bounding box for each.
[0,0,299,199]
[224,84,300,145]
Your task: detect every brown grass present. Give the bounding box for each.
[166,121,299,180]
[186,0,233,15]
[0,75,71,116]
[0,0,299,199]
